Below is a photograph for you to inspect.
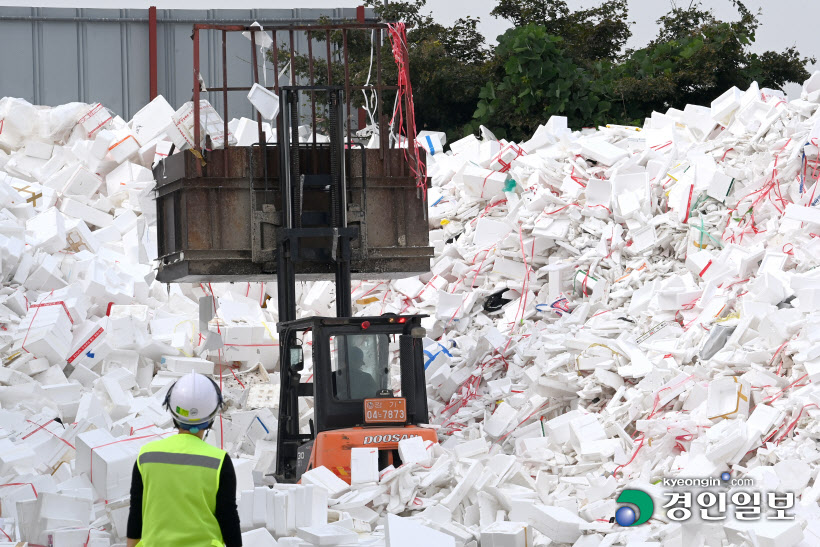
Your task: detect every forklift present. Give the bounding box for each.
[153,21,435,483]
[271,86,435,482]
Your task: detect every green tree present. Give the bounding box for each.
[491,0,632,64]
[610,1,814,122]
[272,0,813,144]
[472,25,614,140]
[476,1,814,140]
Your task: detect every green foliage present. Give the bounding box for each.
[269,0,813,145]
[476,0,814,141]
[491,0,632,63]
[471,25,614,139]
[610,1,813,122]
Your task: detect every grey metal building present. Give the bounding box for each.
[0,6,375,120]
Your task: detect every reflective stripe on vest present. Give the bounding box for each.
[139,451,222,469]
[138,434,226,547]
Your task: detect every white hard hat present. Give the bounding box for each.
[164,372,223,427]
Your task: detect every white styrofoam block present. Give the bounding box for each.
[25,141,54,160]
[59,197,113,228]
[707,376,751,421]
[248,84,280,120]
[784,203,820,225]
[239,489,254,531]
[509,502,585,544]
[350,447,379,485]
[706,170,734,202]
[385,514,456,547]
[398,436,431,466]
[160,355,214,375]
[480,521,532,547]
[483,401,517,438]
[296,524,358,546]
[241,527,278,547]
[105,130,141,165]
[441,461,483,511]
[492,257,527,280]
[579,137,628,165]
[301,466,350,497]
[458,163,507,199]
[417,131,446,156]
[78,103,113,137]
[253,486,268,528]
[63,165,104,197]
[26,206,67,253]
[130,95,175,145]
[453,438,489,459]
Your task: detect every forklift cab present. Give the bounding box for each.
[275,314,433,482]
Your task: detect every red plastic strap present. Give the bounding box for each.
[108,135,137,151]
[683,183,694,224]
[89,432,172,481]
[67,327,104,364]
[229,367,246,389]
[22,419,76,450]
[29,300,74,324]
[0,482,38,498]
[21,290,55,354]
[130,424,158,436]
[387,22,427,196]
[480,171,495,198]
[699,260,713,278]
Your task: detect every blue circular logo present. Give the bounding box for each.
[721,472,731,481]
[615,506,637,526]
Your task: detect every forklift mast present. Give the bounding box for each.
[274,86,352,478]
[272,86,430,481]
[274,86,353,321]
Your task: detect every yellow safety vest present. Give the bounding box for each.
[136,433,226,547]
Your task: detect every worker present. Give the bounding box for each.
[347,346,380,399]
[126,372,241,547]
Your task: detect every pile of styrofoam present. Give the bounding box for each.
[2,70,820,545]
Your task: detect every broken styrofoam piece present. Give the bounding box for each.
[248,84,280,120]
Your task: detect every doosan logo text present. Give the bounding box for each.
[362,434,418,445]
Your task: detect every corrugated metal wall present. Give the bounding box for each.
[0,6,374,120]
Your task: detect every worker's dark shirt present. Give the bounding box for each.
[127,453,242,546]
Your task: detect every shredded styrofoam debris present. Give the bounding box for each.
[1,72,820,545]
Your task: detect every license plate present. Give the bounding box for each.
[363,398,407,424]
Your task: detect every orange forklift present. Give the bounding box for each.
[273,86,435,482]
